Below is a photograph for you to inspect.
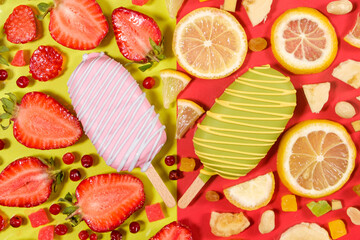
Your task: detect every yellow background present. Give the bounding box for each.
[0,0,177,239]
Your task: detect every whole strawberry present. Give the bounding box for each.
[150,221,193,240]
[61,173,145,232]
[4,5,37,44]
[0,157,64,208]
[37,0,109,50]
[30,45,63,81]
[111,7,165,71]
[0,92,82,150]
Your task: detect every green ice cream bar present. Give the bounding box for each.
[193,65,296,180]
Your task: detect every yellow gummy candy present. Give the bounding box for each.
[328,219,347,239]
[281,194,297,212]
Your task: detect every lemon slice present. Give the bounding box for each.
[164,0,184,18]
[280,222,331,240]
[223,172,275,210]
[277,119,356,198]
[176,99,204,139]
[160,69,191,109]
[271,7,338,74]
[173,7,248,79]
[344,14,360,48]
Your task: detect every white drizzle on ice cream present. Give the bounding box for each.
[67,52,166,172]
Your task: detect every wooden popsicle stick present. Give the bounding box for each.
[145,164,176,208]
[178,173,211,209]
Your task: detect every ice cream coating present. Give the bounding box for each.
[67,52,166,172]
[193,65,296,179]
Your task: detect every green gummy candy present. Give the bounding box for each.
[307,200,332,217]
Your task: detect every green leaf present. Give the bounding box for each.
[138,62,153,72]
[0,55,8,66]
[150,38,162,53]
[53,171,64,192]
[1,98,14,114]
[157,54,166,60]
[36,3,53,20]
[5,93,17,104]
[62,206,78,215]
[1,122,10,130]
[37,2,51,12]
[0,46,9,53]
[0,113,11,119]
[69,215,81,227]
[59,192,75,204]
[65,192,74,203]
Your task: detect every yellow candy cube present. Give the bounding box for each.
[281,194,297,212]
[328,219,347,239]
[331,200,343,211]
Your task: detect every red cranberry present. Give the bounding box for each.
[10,216,22,228]
[16,76,29,88]
[165,155,176,166]
[49,204,61,215]
[55,224,68,235]
[90,233,98,240]
[0,70,8,81]
[142,77,155,89]
[169,169,182,180]
[129,221,140,233]
[78,230,89,240]
[0,215,5,231]
[0,139,5,150]
[110,230,122,240]
[62,152,75,165]
[70,169,81,181]
[81,155,93,168]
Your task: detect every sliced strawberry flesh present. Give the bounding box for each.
[76,174,145,232]
[150,221,192,240]
[49,0,109,50]
[29,46,63,81]
[4,5,37,44]
[284,19,326,61]
[0,157,52,207]
[112,7,162,61]
[13,92,82,150]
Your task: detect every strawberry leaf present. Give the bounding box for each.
[52,170,64,192]
[0,46,9,53]
[5,93,17,104]
[1,97,14,114]
[139,62,153,72]
[63,206,78,215]
[0,55,9,66]
[0,113,11,119]
[150,38,162,54]
[36,2,53,20]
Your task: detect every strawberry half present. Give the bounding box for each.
[61,173,145,232]
[150,221,193,240]
[29,45,63,81]
[0,92,82,150]
[48,0,109,50]
[0,157,64,208]
[4,5,37,44]
[111,7,165,71]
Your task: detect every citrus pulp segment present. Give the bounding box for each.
[160,69,191,109]
[173,7,248,79]
[344,14,360,48]
[271,7,338,74]
[224,172,275,210]
[277,120,356,198]
[176,99,204,139]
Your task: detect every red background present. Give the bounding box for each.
[176,0,360,239]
